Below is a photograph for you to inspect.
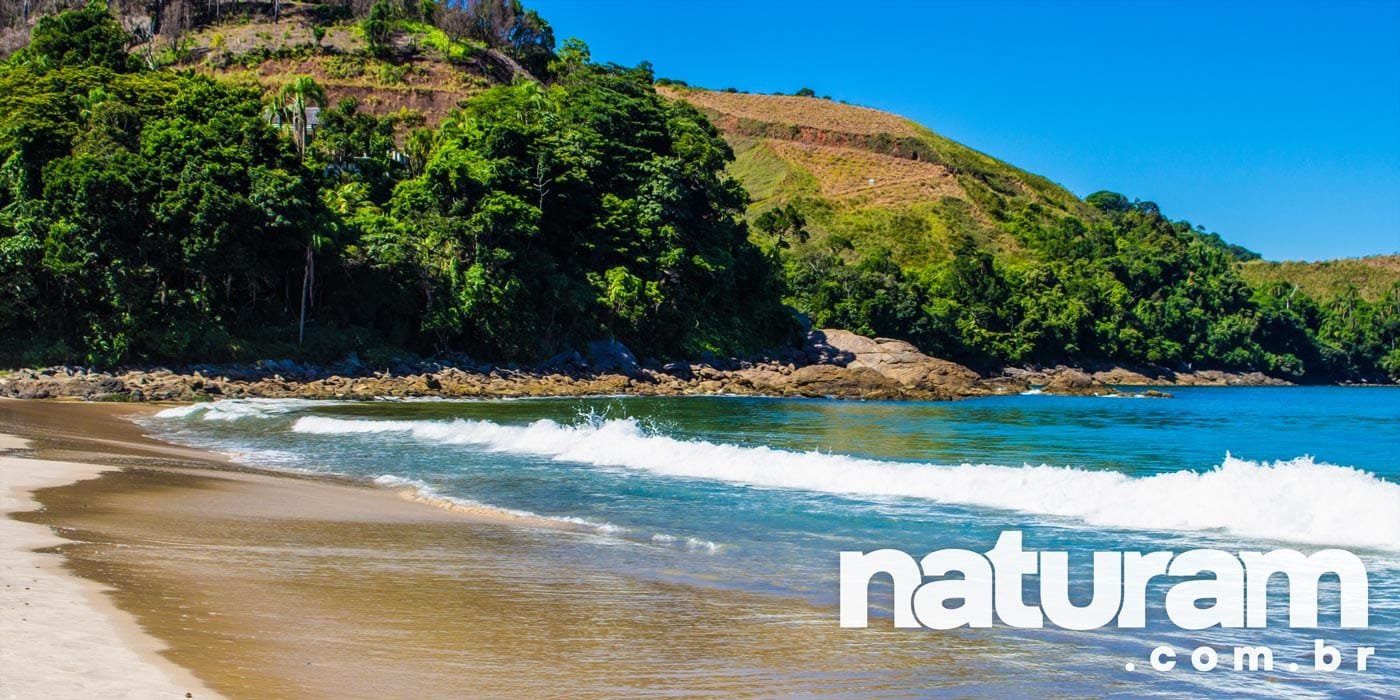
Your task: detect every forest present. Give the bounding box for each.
[0,2,793,366]
[0,2,1396,382]
[784,194,1399,380]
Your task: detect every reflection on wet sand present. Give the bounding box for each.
[25,465,992,698]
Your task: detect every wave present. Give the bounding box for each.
[370,474,724,553]
[294,415,1400,551]
[154,398,335,422]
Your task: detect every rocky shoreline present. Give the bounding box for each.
[0,329,1307,403]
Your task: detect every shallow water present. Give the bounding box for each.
[144,387,1400,697]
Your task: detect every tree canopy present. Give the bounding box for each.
[0,4,1393,383]
[0,5,792,366]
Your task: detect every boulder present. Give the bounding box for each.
[1091,366,1172,386]
[1041,369,1116,396]
[810,329,981,396]
[585,339,639,374]
[780,364,904,399]
[539,350,585,373]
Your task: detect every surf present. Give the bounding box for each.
[290,414,1400,551]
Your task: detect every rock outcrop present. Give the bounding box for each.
[819,330,982,394]
[0,329,1009,403]
[1004,362,1289,394]
[1040,369,1115,397]
[2,328,1313,404]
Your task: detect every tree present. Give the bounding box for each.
[754,203,808,248]
[270,76,327,343]
[26,1,133,71]
[362,0,394,57]
[273,75,326,161]
[437,0,555,78]
[1085,190,1131,214]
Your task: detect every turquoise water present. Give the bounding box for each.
[144,387,1400,697]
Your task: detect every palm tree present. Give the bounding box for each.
[276,75,326,161]
[270,76,327,344]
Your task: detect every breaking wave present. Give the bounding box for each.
[154,398,335,421]
[294,415,1400,551]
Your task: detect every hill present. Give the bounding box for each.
[1,2,1395,382]
[0,2,792,368]
[656,85,1092,266]
[654,86,1396,381]
[1240,256,1400,304]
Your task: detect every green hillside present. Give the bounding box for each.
[657,85,1093,267]
[1,2,1395,381]
[0,2,792,367]
[660,86,1397,380]
[1240,256,1400,304]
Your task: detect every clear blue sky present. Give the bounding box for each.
[529,0,1400,262]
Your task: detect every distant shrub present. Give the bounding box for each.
[1383,349,1400,381]
[377,61,409,85]
[312,2,353,22]
[325,54,366,79]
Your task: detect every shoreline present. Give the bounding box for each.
[0,399,526,698]
[0,329,1339,406]
[0,413,217,699]
[0,398,978,697]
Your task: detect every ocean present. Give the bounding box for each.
[142,387,1400,697]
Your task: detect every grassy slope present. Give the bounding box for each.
[177,8,497,126]
[660,86,1393,303]
[658,86,1095,269]
[1239,256,1400,303]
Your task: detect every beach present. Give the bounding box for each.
[4,391,1396,697]
[0,399,982,698]
[0,403,214,699]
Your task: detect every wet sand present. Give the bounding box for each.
[0,405,215,699]
[1,399,988,698]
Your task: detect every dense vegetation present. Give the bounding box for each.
[1,4,1395,382]
[0,3,792,366]
[667,89,1399,382]
[780,193,1399,380]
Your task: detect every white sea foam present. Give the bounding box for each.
[155,398,333,421]
[373,474,634,536]
[296,415,1400,551]
[371,473,725,552]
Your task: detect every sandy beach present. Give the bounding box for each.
[0,408,215,699]
[0,399,976,698]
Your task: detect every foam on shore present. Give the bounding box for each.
[294,415,1400,551]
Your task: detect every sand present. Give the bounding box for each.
[0,399,980,698]
[0,431,215,699]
